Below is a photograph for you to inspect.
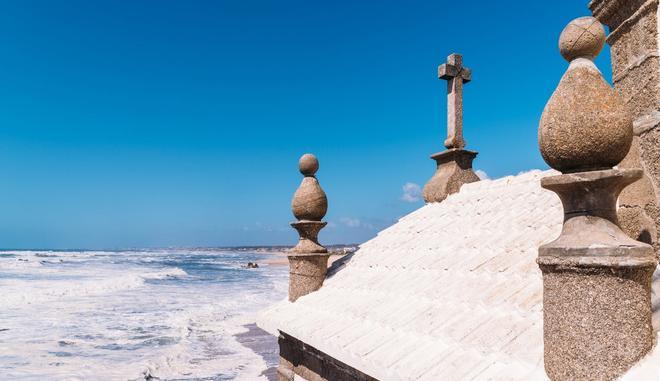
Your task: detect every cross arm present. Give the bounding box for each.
[438,64,471,83]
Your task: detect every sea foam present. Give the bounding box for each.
[0,249,287,380]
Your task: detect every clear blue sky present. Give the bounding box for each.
[0,1,611,249]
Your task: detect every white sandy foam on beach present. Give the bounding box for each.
[0,250,288,380]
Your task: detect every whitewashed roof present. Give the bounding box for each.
[258,169,660,380]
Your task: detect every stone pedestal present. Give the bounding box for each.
[423,148,479,203]
[287,253,329,302]
[537,169,656,381]
[290,221,327,254]
[288,220,330,302]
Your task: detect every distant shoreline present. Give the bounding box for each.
[0,244,360,254]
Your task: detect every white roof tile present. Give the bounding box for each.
[257,169,660,380]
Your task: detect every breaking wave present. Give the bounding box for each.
[0,249,287,380]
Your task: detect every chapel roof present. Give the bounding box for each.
[258,169,660,380]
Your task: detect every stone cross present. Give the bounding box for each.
[438,53,471,149]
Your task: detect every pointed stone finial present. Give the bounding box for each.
[540,16,632,173]
[537,17,656,381]
[287,153,330,302]
[423,53,480,203]
[291,154,327,223]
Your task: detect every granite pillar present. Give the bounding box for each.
[537,17,656,380]
[590,0,660,255]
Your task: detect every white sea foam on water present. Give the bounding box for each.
[0,249,288,380]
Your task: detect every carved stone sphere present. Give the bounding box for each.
[559,17,606,62]
[299,153,319,176]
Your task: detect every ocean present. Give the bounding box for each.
[0,249,289,380]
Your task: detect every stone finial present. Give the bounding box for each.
[539,16,632,173]
[291,154,327,222]
[287,153,330,302]
[537,17,656,381]
[423,53,480,203]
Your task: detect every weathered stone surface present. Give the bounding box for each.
[591,0,660,260]
[423,149,479,203]
[539,170,651,257]
[592,0,659,132]
[287,254,329,302]
[538,169,656,380]
[540,17,634,173]
[277,332,378,381]
[538,16,657,380]
[639,129,660,184]
[298,153,319,176]
[616,138,655,208]
[288,153,330,302]
[291,154,327,221]
[618,136,658,248]
[423,53,480,202]
[539,266,654,381]
[438,53,471,150]
[590,0,649,32]
[539,58,632,172]
[558,17,606,61]
[290,221,327,254]
[638,127,660,254]
[613,56,660,121]
[608,4,658,80]
[618,205,656,246]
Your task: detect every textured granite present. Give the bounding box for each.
[423,148,479,203]
[537,16,656,380]
[589,0,649,30]
[538,58,632,172]
[537,171,656,380]
[540,266,654,381]
[423,53,480,203]
[638,127,660,255]
[558,17,606,61]
[290,221,327,254]
[288,153,330,302]
[590,0,660,259]
[291,154,327,222]
[438,53,471,150]
[287,254,329,302]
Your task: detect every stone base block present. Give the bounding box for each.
[288,254,329,302]
[423,148,479,203]
[539,265,655,381]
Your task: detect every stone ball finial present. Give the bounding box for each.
[291,154,328,221]
[539,17,632,173]
[559,16,606,61]
[299,153,319,176]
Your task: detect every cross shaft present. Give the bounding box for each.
[438,53,471,149]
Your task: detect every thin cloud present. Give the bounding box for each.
[475,169,490,180]
[401,182,422,203]
[340,217,374,229]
